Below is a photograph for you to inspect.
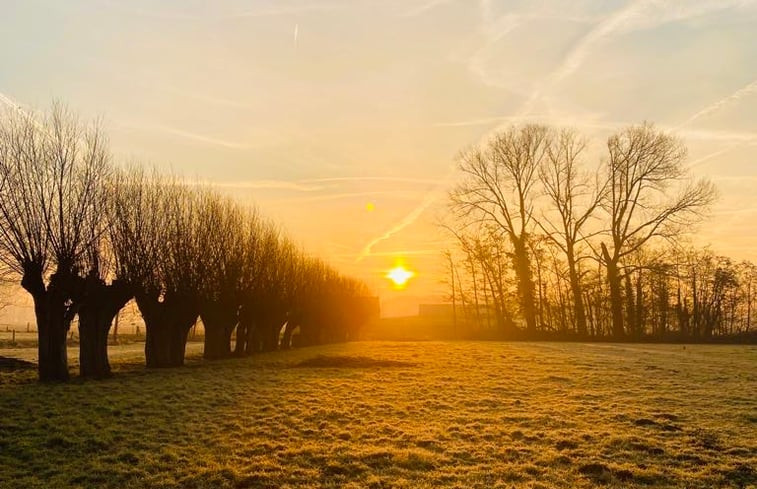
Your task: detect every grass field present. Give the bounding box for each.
[0,341,755,488]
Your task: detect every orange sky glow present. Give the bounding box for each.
[1,0,756,317]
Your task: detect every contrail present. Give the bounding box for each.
[356,165,456,262]
[401,0,453,17]
[548,0,655,87]
[0,92,16,107]
[188,179,325,192]
[0,91,26,113]
[120,123,251,149]
[517,0,656,118]
[679,79,757,127]
[355,190,442,262]
[305,176,447,185]
[685,146,743,170]
[293,23,299,47]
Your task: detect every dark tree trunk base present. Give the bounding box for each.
[136,291,199,368]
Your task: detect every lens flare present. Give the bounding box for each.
[386,265,414,289]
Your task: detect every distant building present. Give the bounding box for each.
[418,303,455,318]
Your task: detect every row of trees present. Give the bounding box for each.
[0,104,376,381]
[445,123,753,341]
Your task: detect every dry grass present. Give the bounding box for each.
[0,341,755,488]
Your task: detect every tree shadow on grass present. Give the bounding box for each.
[292,355,416,369]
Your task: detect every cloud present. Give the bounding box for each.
[335,249,442,259]
[546,0,656,87]
[193,179,326,192]
[305,176,447,185]
[401,0,455,17]
[511,0,754,118]
[356,166,456,262]
[279,191,410,204]
[120,123,251,150]
[0,91,19,108]
[685,146,743,170]
[96,0,349,21]
[679,79,757,127]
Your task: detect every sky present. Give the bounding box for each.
[1,0,756,317]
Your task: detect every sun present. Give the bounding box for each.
[386,265,415,289]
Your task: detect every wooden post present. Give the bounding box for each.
[113,311,120,344]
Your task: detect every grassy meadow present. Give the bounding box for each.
[1,341,755,488]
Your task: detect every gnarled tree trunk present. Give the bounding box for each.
[136,290,199,368]
[200,299,238,360]
[78,277,133,378]
[23,265,80,382]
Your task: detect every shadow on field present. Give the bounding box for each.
[293,355,416,369]
[0,356,36,372]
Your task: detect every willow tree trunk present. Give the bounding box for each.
[200,300,238,360]
[22,265,78,382]
[136,290,199,368]
[78,278,133,378]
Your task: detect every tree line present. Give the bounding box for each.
[0,103,376,381]
[446,123,755,342]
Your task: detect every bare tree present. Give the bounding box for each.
[0,103,110,381]
[451,125,550,333]
[599,123,716,338]
[196,191,248,359]
[538,129,603,336]
[76,160,133,378]
[111,170,201,367]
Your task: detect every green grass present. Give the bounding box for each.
[1,341,755,488]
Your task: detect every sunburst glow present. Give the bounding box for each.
[386,265,415,289]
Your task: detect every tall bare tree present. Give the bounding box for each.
[599,123,716,338]
[538,129,603,336]
[451,125,550,333]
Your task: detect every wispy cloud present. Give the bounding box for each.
[549,0,656,85]
[277,190,419,204]
[336,249,442,259]
[194,179,326,192]
[121,123,251,150]
[511,0,753,119]
[675,128,757,143]
[0,91,19,108]
[356,166,456,262]
[686,146,743,170]
[182,176,450,196]
[401,0,455,18]
[96,0,349,21]
[679,79,757,127]
[516,0,657,118]
[305,176,447,185]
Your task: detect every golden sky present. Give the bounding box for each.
[1,0,756,316]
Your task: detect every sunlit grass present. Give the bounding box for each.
[1,341,755,488]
